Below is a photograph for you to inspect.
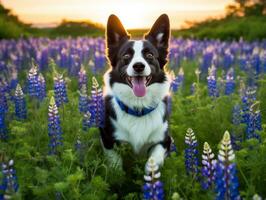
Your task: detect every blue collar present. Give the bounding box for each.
[115,97,158,117]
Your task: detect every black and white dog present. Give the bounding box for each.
[100,14,172,168]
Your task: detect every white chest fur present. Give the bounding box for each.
[111,98,168,153]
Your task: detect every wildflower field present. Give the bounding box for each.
[0,37,266,200]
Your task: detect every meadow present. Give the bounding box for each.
[0,37,266,200]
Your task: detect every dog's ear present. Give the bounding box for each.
[106,14,129,48]
[145,14,170,68]
[106,15,130,67]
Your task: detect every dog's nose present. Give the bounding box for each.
[133,63,145,73]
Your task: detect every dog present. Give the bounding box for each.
[100,14,172,168]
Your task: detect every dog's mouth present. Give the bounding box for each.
[126,75,152,97]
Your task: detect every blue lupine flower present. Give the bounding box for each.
[54,73,68,107]
[82,111,92,130]
[0,112,7,140]
[184,128,199,176]
[207,65,218,97]
[225,68,235,95]
[27,64,40,98]
[79,84,89,113]
[246,103,261,140]
[143,157,164,200]
[38,73,46,101]
[1,160,19,199]
[78,66,88,90]
[231,105,243,150]
[0,82,8,140]
[214,131,240,200]
[201,142,216,190]
[170,68,184,92]
[201,47,214,75]
[14,84,27,120]
[48,96,63,155]
[88,77,104,127]
[0,83,8,114]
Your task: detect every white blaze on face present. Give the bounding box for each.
[126,41,151,76]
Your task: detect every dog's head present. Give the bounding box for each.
[105,14,170,99]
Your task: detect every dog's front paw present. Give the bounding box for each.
[104,149,123,170]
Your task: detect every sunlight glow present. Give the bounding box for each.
[1,0,234,29]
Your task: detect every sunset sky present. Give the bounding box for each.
[1,0,234,29]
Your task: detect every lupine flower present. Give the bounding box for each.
[38,73,46,100]
[246,103,261,140]
[48,96,63,155]
[0,113,7,140]
[0,83,8,114]
[225,68,235,95]
[201,142,216,190]
[1,160,19,199]
[27,63,40,98]
[54,73,68,107]
[82,111,92,130]
[214,131,240,200]
[14,84,27,120]
[143,157,164,200]
[184,128,199,176]
[231,105,243,149]
[78,66,88,90]
[0,83,8,140]
[170,68,184,92]
[169,136,177,154]
[88,77,104,127]
[79,84,89,113]
[207,65,218,97]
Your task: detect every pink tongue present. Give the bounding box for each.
[132,77,146,97]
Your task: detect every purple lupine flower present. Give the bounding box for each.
[207,65,218,97]
[231,105,243,150]
[1,160,19,199]
[170,68,184,92]
[0,82,8,114]
[201,142,216,190]
[14,84,27,120]
[214,131,240,200]
[48,97,63,155]
[78,66,88,90]
[169,136,177,155]
[82,111,92,130]
[184,128,199,176]
[225,68,235,95]
[38,73,46,101]
[246,103,261,140]
[0,82,8,140]
[79,84,89,114]
[27,64,40,98]
[54,73,68,107]
[0,113,7,140]
[88,77,104,127]
[143,157,164,200]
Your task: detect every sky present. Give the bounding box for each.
[1,0,234,29]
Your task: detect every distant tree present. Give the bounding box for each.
[226,0,266,16]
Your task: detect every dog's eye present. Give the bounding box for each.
[123,54,131,60]
[146,53,154,59]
